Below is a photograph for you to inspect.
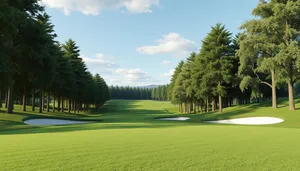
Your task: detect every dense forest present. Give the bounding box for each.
[109,86,152,100]
[152,85,169,101]
[0,1,110,114]
[109,85,169,101]
[168,0,300,113]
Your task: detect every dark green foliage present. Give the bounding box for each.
[109,86,152,100]
[152,85,168,101]
[238,0,300,110]
[0,2,110,113]
[168,61,184,104]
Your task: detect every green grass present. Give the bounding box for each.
[1,99,300,170]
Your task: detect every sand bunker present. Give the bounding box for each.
[206,117,284,125]
[24,119,90,126]
[156,117,190,121]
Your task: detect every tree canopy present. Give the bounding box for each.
[0,1,110,114]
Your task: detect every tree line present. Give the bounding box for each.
[109,86,152,100]
[151,85,168,101]
[0,1,110,114]
[109,85,170,101]
[169,0,300,113]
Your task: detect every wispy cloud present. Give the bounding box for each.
[81,53,117,75]
[161,69,175,77]
[137,33,197,57]
[116,68,152,82]
[42,0,160,16]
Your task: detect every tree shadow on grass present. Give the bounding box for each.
[164,109,175,114]
[0,122,196,135]
[0,100,265,135]
[276,96,300,110]
[186,103,265,123]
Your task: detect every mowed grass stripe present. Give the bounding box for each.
[2,100,300,170]
[2,125,300,170]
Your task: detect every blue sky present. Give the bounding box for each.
[42,0,258,86]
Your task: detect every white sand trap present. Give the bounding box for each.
[156,117,190,121]
[24,119,90,126]
[206,117,284,125]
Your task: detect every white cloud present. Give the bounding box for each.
[95,53,105,59]
[124,0,159,13]
[137,33,197,57]
[161,69,175,77]
[162,60,171,65]
[41,0,160,16]
[116,68,152,82]
[81,53,117,75]
[103,75,122,85]
[81,54,156,86]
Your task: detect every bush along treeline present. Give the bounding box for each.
[0,1,110,114]
[151,85,168,101]
[109,86,152,100]
[169,0,300,114]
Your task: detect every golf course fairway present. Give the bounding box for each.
[1,99,300,171]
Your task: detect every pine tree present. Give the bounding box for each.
[181,52,197,113]
[197,24,234,112]
[168,61,184,103]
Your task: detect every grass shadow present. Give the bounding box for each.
[0,99,289,135]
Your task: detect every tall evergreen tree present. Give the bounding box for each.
[168,61,184,103]
[198,24,234,112]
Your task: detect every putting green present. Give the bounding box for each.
[1,99,300,170]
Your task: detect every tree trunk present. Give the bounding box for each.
[71,100,73,110]
[6,85,13,114]
[0,88,2,108]
[42,92,45,111]
[58,96,61,112]
[215,98,217,110]
[194,103,196,114]
[288,81,295,111]
[180,104,182,113]
[212,97,215,112]
[199,103,202,113]
[22,86,26,112]
[47,93,50,112]
[190,100,193,113]
[68,98,71,113]
[186,103,189,113]
[61,98,64,113]
[78,103,81,113]
[206,98,209,112]
[53,96,56,112]
[5,89,8,108]
[39,90,43,113]
[219,95,222,112]
[32,89,35,112]
[271,69,277,108]
[74,101,76,114]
